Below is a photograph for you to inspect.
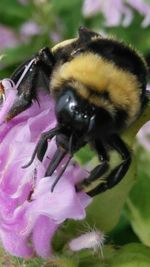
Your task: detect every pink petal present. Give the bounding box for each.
[32,216,58,258]
[0,89,92,258]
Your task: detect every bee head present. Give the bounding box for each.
[55,89,96,139]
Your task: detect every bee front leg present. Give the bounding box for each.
[22,126,60,168]
[5,47,55,121]
[76,139,109,193]
[87,135,131,197]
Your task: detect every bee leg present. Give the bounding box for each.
[45,147,67,177]
[6,47,54,121]
[22,127,59,168]
[76,140,109,192]
[87,135,131,197]
[6,60,39,121]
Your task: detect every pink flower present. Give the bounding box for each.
[20,21,41,42]
[50,32,62,43]
[0,80,91,258]
[126,0,150,27]
[82,0,150,27]
[137,122,150,150]
[0,25,19,50]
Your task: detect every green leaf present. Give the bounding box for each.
[38,256,78,267]
[51,0,83,38]
[75,145,95,165]
[66,244,150,267]
[59,103,150,240]
[84,103,150,232]
[86,152,137,231]
[125,147,150,246]
[0,0,32,27]
[107,12,150,54]
[0,34,53,79]
[109,243,150,267]
[109,213,140,245]
[76,244,150,267]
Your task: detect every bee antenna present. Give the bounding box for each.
[69,133,74,154]
[45,147,67,177]
[51,155,72,192]
[51,134,73,192]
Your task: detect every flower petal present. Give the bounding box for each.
[0,90,92,258]
[32,216,58,258]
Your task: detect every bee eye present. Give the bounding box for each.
[55,91,77,125]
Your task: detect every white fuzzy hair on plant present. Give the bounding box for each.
[68,229,105,255]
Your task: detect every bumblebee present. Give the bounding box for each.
[3,27,148,196]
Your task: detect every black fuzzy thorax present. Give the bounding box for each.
[87,38,147,94]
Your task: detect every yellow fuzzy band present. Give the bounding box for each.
[51,52,141,125]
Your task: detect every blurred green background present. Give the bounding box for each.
[1,0,150,266]
[0,0,150,78]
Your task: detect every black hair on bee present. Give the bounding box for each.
[4,26,148,196]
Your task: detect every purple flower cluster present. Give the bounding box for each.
[0,25,19,50]
[0,80,91,258]
[20,21,41,41]
[82,0,150,27]
[0,22,41,52]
